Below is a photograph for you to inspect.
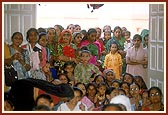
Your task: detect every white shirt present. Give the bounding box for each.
[57,101,88,111]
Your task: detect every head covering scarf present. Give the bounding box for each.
[59,29,72,44]
[110,95,132,111]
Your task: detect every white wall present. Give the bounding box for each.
[36,2,149,38]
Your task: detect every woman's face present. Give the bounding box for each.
[130,84,140,96]
[87,85,96,96]
[121,83,129,93]
[70,90,82,104]
[123,75,133,84]
[47,29,55,42]
[28,31,38,43]
[106,72,115,82]
[59,75,68,84]
[110,44,118,53]
[98,85,106,95]
[77,84,86,96]
[133,37,142,48]
[114,29,121,39]
[74,34,82,45]
[88,32,97,43]
[64,65,74,73]
[39,35,48,47]
[54,26,61,37]
[12,33,23,46]
[95,28,101,39]
[62,32,71,44]
[95,76,104,85]
[67,24,75,34]
[111,82,120,89]
[144,36,149,46]
[149,89,162,104]
[104,32,111,40]
[74,26,81,32]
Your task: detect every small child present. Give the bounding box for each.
[75,82,95,111]
[63,61,76,86]
[74,50,101,84]
[35,94,54,110]
[123,30,132,52]
[104,42,123,80]
[94,82,106,108]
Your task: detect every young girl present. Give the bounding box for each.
[86,82,97,103]
[75,82,95,111]
[63,61,76,86]
[38,32,49,68]
[74,24,81,33]
[103,30,111,45]
[74,50,101,84]
[104,42,123,80]
[94,82,106,108]
[129,83,142,111]
[123,30,132,52]
[103,69,116,88]
[67,24,75,34]
[35,94,54,110]
[80,28,100,66]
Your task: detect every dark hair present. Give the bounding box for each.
[75,82,86,89]
[109,41,119,50]
[32,105,51,111]
[112,79,121,86]
[62,61,76,73]
[148,86,163,97]
[80,49,91,56]
[122,73,134,84]
[35,94,53,105]
[130,82,141,90]
[38,32,47,42]
[87,28,97,35]
[67,24,74,29]
[118,88,126,95]
[123,30,131,37]
[26,28,38,41]
[93,75,105,83]
[133,34,142,41]
[73,86,83,97]
[54,24,64,32]
[134,75,148,89]
[86,82,97,91]
[105,87,116,95]
[97,81,106,88]
[47,27,56,34]
[57,73,70,83]
[38,27,46,33]
[11,32,23,41]
[113,26,122,32]
[102,103,123,111]
[74,24,81,28]
[120,82,130,88]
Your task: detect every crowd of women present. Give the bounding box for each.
[4,24,164,111]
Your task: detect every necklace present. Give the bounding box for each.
[97,94,105,101]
